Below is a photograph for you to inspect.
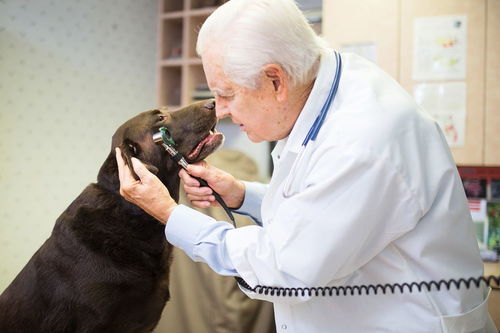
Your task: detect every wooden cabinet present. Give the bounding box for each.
[322,0,400,80]
[399,0,487,166]
[323,0,500,166]
[485,0,500,166]
[157,0,220,108]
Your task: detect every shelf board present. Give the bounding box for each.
[159,58,184,67]
[187,57,203,65]
[160,11,184,20]
[188,7,217,17]
[159,58,203,66]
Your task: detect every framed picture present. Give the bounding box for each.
[462,178,487,199]
[491,179,500,201]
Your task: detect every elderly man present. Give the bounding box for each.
[116,0,495,331]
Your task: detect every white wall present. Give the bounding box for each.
[0,0,158,292]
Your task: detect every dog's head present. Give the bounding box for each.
[98,99,224,200]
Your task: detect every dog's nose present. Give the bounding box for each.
[204,100,215,111]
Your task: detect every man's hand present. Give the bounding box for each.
[115,147,177,224]
[179,161,245,209]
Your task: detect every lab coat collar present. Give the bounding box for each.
[279,49,338,155]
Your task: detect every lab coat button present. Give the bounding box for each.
[281,324,287,330]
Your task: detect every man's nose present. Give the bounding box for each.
[214,98,230,119]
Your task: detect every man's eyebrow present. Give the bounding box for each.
[211,87,234,96]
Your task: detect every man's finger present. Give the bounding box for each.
[179,169,200,187]
[115,147,126,184]
[131,157,153,182]
[186,194,215,202]
[115,148,137,185]
[183,183,212,196]
[190,200,212,209]
[186,163,209,180]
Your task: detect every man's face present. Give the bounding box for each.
[202,50,293,143]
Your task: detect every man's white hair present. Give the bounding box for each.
[196,0,329,89]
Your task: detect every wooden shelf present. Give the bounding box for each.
[160,12,184,20]
[188,7,218,16]
[159,58,184,67]
[159,17,183,60]
[157,0,217,107]
[186,57,203,65]
[160,0,184,13]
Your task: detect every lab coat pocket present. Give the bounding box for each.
[440,288,494,333]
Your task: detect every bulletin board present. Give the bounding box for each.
[399,0,487,165]
[485,0,500,165]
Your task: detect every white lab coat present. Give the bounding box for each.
[225,51,496,332]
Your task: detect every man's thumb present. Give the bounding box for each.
[131,157,150,180]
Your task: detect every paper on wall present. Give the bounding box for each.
[414,82,466,147]
[413,15,467,81]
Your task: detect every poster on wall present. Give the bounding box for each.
[413,15,467,81]
[413,82,466,147]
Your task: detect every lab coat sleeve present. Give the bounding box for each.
[224,145,423,302]
[166,204,238,276]
[232,181,268,226]
[164,182,267,277]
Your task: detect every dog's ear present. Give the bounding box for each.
[120,139,159,180]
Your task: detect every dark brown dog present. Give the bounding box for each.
[0,100,223,333]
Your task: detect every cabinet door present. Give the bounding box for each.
[322,0,400,79]
[485,0,500,165]
[400,0,487,165]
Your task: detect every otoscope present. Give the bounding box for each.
[152,126,236,226]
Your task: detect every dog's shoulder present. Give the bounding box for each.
[52,183,167,268]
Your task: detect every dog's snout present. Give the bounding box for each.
[204,100,215,111]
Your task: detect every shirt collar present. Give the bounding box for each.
[279,48,338,154]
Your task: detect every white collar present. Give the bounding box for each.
[278,49,338,155]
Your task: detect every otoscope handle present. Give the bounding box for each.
[192,175,236,226]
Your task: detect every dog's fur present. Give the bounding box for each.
[0,100,222,333]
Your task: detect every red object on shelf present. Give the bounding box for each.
[458,166,500,200]
[458,166,500,181]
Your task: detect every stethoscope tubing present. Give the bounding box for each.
[282,51,342,198]
[303,51,342,145]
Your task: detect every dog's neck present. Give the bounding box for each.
[97,152,181,203]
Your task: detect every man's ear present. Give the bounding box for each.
[263,64,288,102]
[119,139,159,181]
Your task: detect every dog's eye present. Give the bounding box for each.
[157,115,166,122]
[128,143,137,155]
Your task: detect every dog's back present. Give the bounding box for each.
[0,183,171,333]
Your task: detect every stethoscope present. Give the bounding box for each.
[282,51,342,198]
